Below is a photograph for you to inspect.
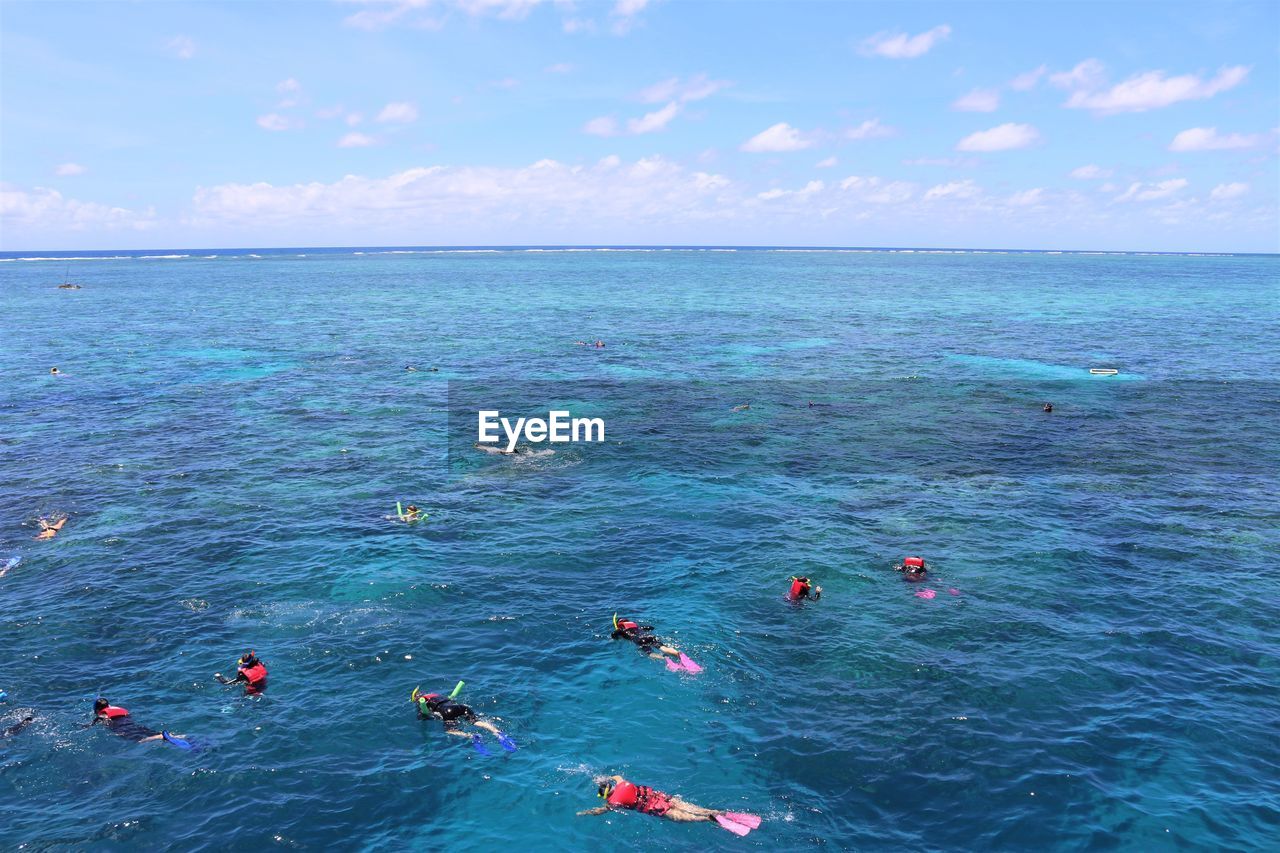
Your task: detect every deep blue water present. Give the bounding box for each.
[1,248,1277,851]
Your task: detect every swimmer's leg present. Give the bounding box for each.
[668,799,718,820]
[473,720,501,736]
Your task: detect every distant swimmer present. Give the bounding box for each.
[410,684,516,753]
[475,443,517,456]
[0,556,19,578]
[405,365,419,372]
[2,714,35,740]
[732,403,750,412]
[474,443,553,458]
[89,698,191,748]
[580,776,762,836]
[786,575,822,602]
[611,614,702,673]
[34,516,67,541]
[593,340,606,348]
[215,650,268,694]
[50,367,60,375]
[397,504,424,522]
[1043,402,1053,412]
[574,340,588,346]
[894,556,928,582]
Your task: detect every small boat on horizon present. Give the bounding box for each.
[1089,368,1119,375]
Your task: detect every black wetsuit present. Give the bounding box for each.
[99,715,159,742]
[612,626,661,654]
[421,697,477,729]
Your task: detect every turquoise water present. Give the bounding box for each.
[1,248,1277,850]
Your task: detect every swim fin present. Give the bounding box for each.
[678,653,703,673]
[721,812,761,829]
[714,814,753,836]
[471,733,493,756]
[664,657,683,672]
[162,731,193,751]
[497,732,518,752]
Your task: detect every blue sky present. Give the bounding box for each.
[1,0,1276,251]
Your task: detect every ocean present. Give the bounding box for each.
[1,247,1277,850]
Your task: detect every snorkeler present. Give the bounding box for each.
[894,556,928,581]
[2,714,35,739]
[34,516,66,541]
[50,367,60,375]
[786,576,822,601]
[594,340,606,348]
[410,684,516,753]
[1043,402,1053,412]
[398,504,423,522]
[579,776,761,836]
[89,698,190,748]
[611,615,702,672]
[215,650,268,693]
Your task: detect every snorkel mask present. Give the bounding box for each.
[597,781,613,799]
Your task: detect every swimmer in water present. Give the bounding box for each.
[1043,402,1053,412]
[732,403,750,411]
[215,650,268,694]
[2,714,35,739]
[397,504,423,522]
[405,365,418,372]
[34,516,67,541]
[786,575,822,601]
[894,556,928,581]
[611,615,682,663]
[593,340,605,348]
[410,687,515,751]
[574,340,587,346]
[580,776,762,835]
[50,367,60,375]
[89,698,184,745]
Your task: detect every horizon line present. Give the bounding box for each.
[2,243,1275,258]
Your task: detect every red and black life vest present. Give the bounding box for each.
[100,706,129,719]
[239,662,267,684]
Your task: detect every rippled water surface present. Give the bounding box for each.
[1,248,1277,850]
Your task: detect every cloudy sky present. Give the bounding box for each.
[1,0,1276,251]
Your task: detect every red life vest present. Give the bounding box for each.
[618,620,640,632]
[101,706,129,719]
[607,780,640,808]
[903,557,925,570]
[239,662,267,683]
[788,578,810,600]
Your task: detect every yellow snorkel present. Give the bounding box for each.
[612,612,619,631]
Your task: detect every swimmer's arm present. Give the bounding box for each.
[577,806,609,816]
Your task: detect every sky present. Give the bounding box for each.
[1,0,1277,252]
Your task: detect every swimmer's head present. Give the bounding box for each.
[597,781,613,799]
[406,505,418,513]
[238,651,259,668]
[50,367,59,374]
[93,697,108,713]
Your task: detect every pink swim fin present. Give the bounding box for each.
[665,657,683,672]
[721,812,761,829]
[715,814,752,836]
[678,653,703,673]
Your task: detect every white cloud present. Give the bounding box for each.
[1115,178,1188,202]
[741,122,812,152]
[952,88,1000,112]
[338,132,377,148]
[1070,164,1113,179]
[166,35,196,60]
[924,179,981,201]
[1,184,156,232]
[55,163,87,177]
[341,0,538,31]
[839,176,915,204]
[1009,65,1046,91]
[256,113,299,131]
[757,180,824,201]
[347,113,364,126]
[956,122,1040,152]
[1049,59,1106,90]
[611,0,650,34]
[190,157,735,229]
[845,118,895,140]
[1063,65,1249,114]
[376,102,419,123]
[276,77,303,108]
[489,77,521,90]
[316,105,346,120]
[639,74,730,104]
[1210,182,1249,200]
[1168,127,1261,151]
[1007,188,1045,206]
[583,116,619,137]
[902,156,976,167]
[545,62,575,74]
[627,101,680,134]
[860,24,951,59]
[816,156,838,168]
